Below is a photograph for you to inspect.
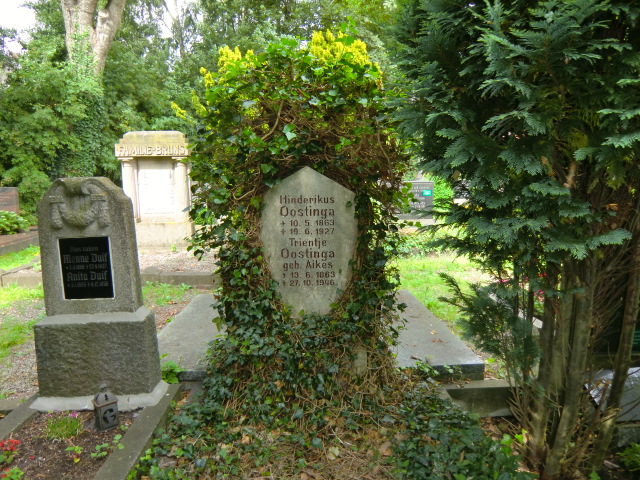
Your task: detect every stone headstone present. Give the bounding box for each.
[589,367,640,422]
[115,131,192,249]
[260,167,357,315]
[0,187,20,214]
[399,179,434,220]
[32,177,164,411]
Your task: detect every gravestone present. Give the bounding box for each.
[0,187,20,214]
[115,131,192,249]
[398,178,434,221]
[32,177,165,411]
[260,167,357,315]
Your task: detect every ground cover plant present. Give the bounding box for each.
[0,211,28,236]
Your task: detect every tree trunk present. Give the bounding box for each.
[60,0,128,74]
[543,259,596,479]
[590,228,640,470]
[528,271,558,468]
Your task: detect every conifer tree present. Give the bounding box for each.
[395,1,640,477]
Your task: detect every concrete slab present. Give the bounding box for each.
[141,267,216,287]
[157,293,223,380]
[156,290,484,382]
[30,381,169,413]
[443,379,513,417]
[0,395,38,439]
[393,290,484,379]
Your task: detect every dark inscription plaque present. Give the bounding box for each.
[59,237,114,299]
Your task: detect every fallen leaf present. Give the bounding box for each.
[378,441,393,456]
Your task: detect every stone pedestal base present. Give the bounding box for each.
[34,307,162,403]
[135,221,194,249]
[30,380,168,412]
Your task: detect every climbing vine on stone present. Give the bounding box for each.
[186,30,410,425]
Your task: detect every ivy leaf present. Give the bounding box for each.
[250,197,262,209]
[283,124,297,140]
[260,163,275,174]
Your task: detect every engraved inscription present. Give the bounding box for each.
[260,168,356,315]
[59,237,114,299]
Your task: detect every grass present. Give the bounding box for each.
[0,245,40,271]
[396,251,488,327]
[142,281,194,306]
[0,284,45,360]
[0,279,197,361]
[0,245,487,366]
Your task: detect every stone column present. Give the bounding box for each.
[173,157,190,220]
[120,157,139,219]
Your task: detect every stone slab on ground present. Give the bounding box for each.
[158,290,484,380]
[0,395,38,440]
[393,290,485,379]
[0,229,38,257]
[157,293,222,380]
[442,379,512,417]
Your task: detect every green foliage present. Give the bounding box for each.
[91,435,124,459]
[0,467,24,479]
[186,29,409,425]
[0,212,28,236]
[160,356,184,384]
[391,388,535,480]
[618,443,640,472]
[439,274,540,386]
[64,445,83,463]
[395,0,640,477]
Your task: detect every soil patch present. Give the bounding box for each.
[4,410,136,480]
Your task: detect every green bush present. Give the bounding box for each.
[618,443,640,472]
[0,211,28,235]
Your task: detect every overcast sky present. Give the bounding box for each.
[1,1,37,31]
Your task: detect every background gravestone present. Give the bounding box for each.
[260,167,357,315]
[32,177,164,411]
[398,178,434,221]
[115,131,192,249]
[0,187,20,214]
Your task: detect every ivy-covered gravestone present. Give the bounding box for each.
[185,31,410,420]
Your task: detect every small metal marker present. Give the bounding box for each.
[93,383,119,431]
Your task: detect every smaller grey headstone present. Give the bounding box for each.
[38,177,142,316]
[399,179,434,220]
[32,178,163,411]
